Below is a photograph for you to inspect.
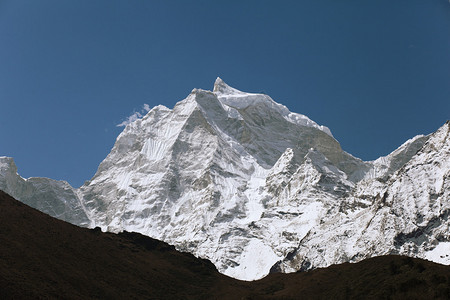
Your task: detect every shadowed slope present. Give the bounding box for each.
[0,190,242,299]
[1,190,450,299]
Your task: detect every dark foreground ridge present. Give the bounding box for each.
[1,190,450,300]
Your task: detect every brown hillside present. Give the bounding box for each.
[1,190,450,299]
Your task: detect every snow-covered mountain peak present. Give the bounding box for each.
[1,79,448,282]
[212,78,333,137]
[213,77,247,96]
[431,120,449,145]
[270,148,295,174]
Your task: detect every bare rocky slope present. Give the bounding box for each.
[1,78,448,280]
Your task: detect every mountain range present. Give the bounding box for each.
[1,78,448,280]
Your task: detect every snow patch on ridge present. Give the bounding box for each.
[224,239,280,281]
[425,242,450,265]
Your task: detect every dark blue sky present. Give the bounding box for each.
[1,0,449,188]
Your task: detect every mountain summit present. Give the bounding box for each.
[213,77,243,95]
[1,79,448,280]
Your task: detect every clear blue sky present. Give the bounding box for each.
[1,0,449,188]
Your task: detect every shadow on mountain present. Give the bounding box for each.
[1,190,450,299]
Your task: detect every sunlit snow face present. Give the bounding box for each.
[2,77,448,281]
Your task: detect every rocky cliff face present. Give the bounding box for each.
[0,157,90,226]
[1,78,448,280]
[274,121,449,274]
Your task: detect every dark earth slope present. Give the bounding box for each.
[1,190,450,299]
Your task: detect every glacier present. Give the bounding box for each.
[1,78,448,281]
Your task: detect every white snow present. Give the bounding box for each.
[425,242,450,265]
[1,79,448,282]
[213,77,333,137]
[224,239,281,281]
